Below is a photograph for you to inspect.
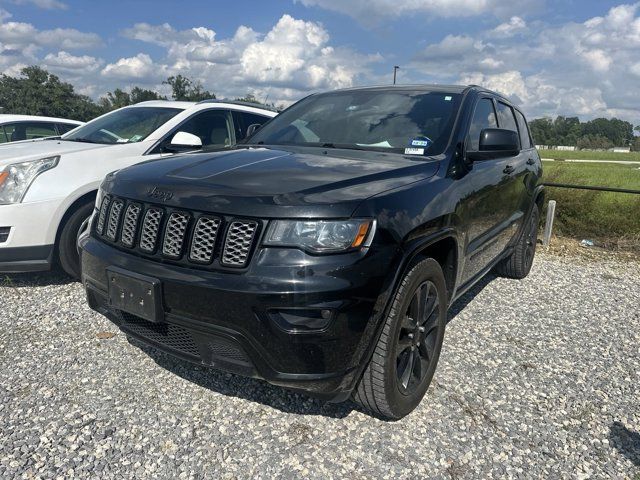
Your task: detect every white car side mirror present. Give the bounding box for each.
[170,131,202,148]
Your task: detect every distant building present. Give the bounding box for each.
[610,147,631,153]
[535,145,576,151]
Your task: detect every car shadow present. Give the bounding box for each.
[448,272,496,323]
[130,339,357,419]
[125,274,498,420]
[609,421,640,467]
[0,269,74,288]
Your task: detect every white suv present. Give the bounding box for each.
[0,114,83,143]
[0,100,277,278]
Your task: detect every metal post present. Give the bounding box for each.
[543,200,556,248]
[393,66,400,85]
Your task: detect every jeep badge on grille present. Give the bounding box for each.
[146,186,174,202]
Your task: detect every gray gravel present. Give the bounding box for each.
[0,253,638,479]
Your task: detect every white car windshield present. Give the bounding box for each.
[64,107,182,145]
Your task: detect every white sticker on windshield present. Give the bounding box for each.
[444,96,452,101]
[404,147,424,155]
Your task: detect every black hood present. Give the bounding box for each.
[106,146,441,218]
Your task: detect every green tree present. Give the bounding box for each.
[99,86,165,111]
[0,66,102,121]
[163,75,215,102]
[576,134,613,150]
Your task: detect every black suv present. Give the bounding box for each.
[80,85,543,419]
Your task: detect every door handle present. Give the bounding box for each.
[503,165,515,175]
[526,158,536,165]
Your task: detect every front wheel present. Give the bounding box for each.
[58,202,94,279]
[353,258,447,420]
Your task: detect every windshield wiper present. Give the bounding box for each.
[64,138,99,144]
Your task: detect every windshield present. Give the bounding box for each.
[247,90,462,156]
[64,107,182,145]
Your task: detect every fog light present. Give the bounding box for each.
[267,308,334,333]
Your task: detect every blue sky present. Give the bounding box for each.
[1,0,639,125]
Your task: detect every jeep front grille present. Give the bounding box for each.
[189,216,221,264]
[105,200,124,241]
[94,195,260,269]
[139,208,163,253]
[121,203,141,247]
[221,220,258,267]
[162,212,190,258]
[96,196,111,235]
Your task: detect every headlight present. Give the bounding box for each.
[0,156,60,204]
[264,219,375,253]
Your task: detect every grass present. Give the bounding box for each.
[541,160,640,244]
[540,149,640,162]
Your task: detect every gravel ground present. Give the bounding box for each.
[0,253,638,479]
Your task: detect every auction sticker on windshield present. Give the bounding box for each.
[404,147,425,155]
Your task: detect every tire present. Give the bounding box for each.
[58,201,94,279]
[353,258,447,420]
[494,204,539,279]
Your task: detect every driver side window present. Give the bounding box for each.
[467,98,497,151]
[166,110,233,151]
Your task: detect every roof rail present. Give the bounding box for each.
[196,99,279,112]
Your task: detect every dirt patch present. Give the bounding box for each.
[542,235,640,263]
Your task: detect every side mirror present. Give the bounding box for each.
[168,131,202,151]
[468,128,520,161]
[245,123,262,138]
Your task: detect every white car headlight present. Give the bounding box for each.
[0,156,60,204]
[264,219,375,253]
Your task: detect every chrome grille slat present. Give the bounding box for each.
[139,208,163,253]
[162,212,190,258]
[221,221,258,267]
[96,196,111,235]
[105,200,124,241]
[189,216,221,264]
[121,203,142,247]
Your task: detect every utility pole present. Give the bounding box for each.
[393,66,400,85]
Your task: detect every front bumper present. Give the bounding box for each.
[0,199,62,273]
[80,236,396,401]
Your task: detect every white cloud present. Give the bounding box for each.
[410,3,640,123]
[11,0,68,9]
[0,21,101,50]
[296,0,543,23]
[0,8,11,21]
[43,51,102,73]
[101,53,158,80]
[490,16,527,37]
[117,14,380,102]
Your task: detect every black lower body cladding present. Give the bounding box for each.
[80,236,396,401]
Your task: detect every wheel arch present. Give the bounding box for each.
[54,190,97,250]
[406,234,459,304]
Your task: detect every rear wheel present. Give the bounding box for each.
[58,201,94,279]
[353,258,447,420]
[495,205,539,279]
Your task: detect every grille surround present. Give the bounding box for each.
[95,195,261,270]
[162,212,190,258]
[221,220,259,267]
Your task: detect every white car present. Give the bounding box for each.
[0,100,277,278]
[0,114,83,144]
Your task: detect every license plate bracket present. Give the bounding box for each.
[107,267,163,323]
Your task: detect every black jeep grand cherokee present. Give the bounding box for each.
[80,85,543,419]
